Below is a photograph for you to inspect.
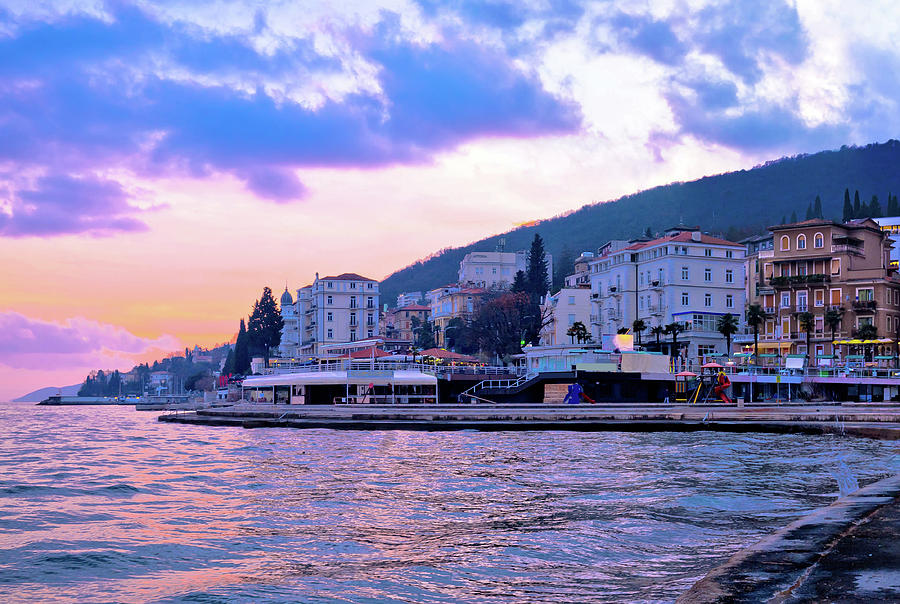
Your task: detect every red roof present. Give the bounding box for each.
[340,348,391,359]
[397,304,430,311]
[419,348,478,362]
[321,273,376,282]
[594,231,742,261]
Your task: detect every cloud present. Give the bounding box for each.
[0,4,581,236]
[0,312,179,369]
[611,13,686,67]
[0,174,148,237]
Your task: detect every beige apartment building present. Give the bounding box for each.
[756,218,900,358]
[383,304,431,344]
[458,250,553,290]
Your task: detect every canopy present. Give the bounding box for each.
[756,342,792,351]
[874,355,896,360]
[833,338,894,344]
[340,348,390,359]
[701,362,723,369]
[418,348,478,362]
[243,370,437,387]
[674,371,697,377]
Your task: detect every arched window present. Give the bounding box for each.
[797,234,806,249]
[814,232,824,248]
[780,235,790,251]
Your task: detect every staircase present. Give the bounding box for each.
[459,372,541,403]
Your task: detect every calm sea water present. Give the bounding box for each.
[1,403,898,603]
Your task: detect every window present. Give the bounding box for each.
[327,281,333,288]
[326,312,333,322]
[858,288,874,301]
[726,294,734,308]
[492,267,497,274]
[815,290,824,307]
[704,293,712,307]
[698,344,717,357]
[350,282,356,289]
[705,249,712,257]
[831,258,840,275]
[350,330,357,341]
[367,313,375,326]
[726,250,733,258]
[704,268,712,282]
[568,296,575,305]
[350,312,357,326]
[367,283,373,289]
[725,269,734,283]
[681,266,689,280]
[681,292,689,305]
[639,297,644,310]
[368,329,373,338]
[797,291,808,311]
[781,292,791,307]
[568,313,576,325]
[814,233,824,248]
[327,328,333,339]
[326,295,333,305]
[367,296,374,309]
[797,234,806,249]
[780,236,790,251]
[350,296,357,309]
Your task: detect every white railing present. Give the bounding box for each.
[262,361,515,376]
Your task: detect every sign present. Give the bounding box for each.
[348,370,394,379]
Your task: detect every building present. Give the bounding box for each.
[383,304,431,344]
[540,287,593,345]
[395,291,423,308]
[458,250,553,290]
[279,287,301,358]
[874,216,900,269]
[427,285,485,346]
[279,273,380,356]
[587,226,746,359]
[741,233,775,308]
[758,218,900,359]
[564,252,594,288]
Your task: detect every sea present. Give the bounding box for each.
[1,402,898,603]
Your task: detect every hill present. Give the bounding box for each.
[13,384,81,402]
[380,140,900,305]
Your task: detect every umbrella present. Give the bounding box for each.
[701,362,723,369]
[674,371,697,377]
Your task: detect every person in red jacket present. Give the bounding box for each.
[714,371,732,404]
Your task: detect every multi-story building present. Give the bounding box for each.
[874,216,900,269]
[540,287,593,345]
[564,252,594,288]
[383,304,431,344]
[427,285,485,346]
[741,233,775,308]
[587,226,746,359]
[396,291,423,308]
[280,272,380,356]
[458,250,553,290]
[758,218,900,359]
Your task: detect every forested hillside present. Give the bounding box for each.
[381,140,900,305]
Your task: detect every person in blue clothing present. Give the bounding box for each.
[563,383,584,404]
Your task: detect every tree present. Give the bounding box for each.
[471,292,552,358]
[645,226,653,238]
[525,233,550,300]
[247,287,284,367]
[445,316,477,353]
[888,193,899,216]
[790,210,798,223]
[663,322,685,357]
[824,306,844,345]
[511,270,527,293]
[716,313,739,357]
[813,195,823,219]
[781,215,787,225]
[651,325,664,350]
[805,202,813,220]
[870,195,883,218]
[566,321,590,344]
[553,246,575,291]
[410,316,437,349]
[234,319,251,374]
[222,347,235,376]
[843,188,853,221]
[797,311,814,357]
[746,304,769,360]
[854,189,861,217]
[857,323,878,340]
[632,319,646,347]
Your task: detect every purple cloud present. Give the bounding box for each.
[0,5,581,235]
[0,312,179,369]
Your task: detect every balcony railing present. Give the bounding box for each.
[769,274,831,287]
[852,300,877,312]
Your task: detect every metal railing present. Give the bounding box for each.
[260,361,515,376]
[460,371,540,400]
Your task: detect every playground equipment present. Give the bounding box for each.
[563,383,596,404]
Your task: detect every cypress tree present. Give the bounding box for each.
[525,234,550,300]
[790,210,798,223]
[222,348,235,375]
[843,190,853,222]
[234,319,251,374]
[805,203,812,220]
[781,215,787,225]
[854,190,861,217]
[813,195,823,218]
[889,193,899,216]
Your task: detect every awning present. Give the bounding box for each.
[756,341,792,351]
[833,338,894,345]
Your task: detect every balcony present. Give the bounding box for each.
[764,306,775,314]
[769,274,831,288]
[794,304,809,313]
[852,300,876,313]
[778,304,795,313]
[650,279,665,289]
[648,304,664,316]
[831,244,863,256]
[590,314,601,325]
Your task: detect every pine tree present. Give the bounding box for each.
[552,247,574,291]
[854,190,861,217]
[843,189,853,222]
[790,210,798,223]
[222,348,235,375]
[525,234,550,300]
[645,226,653,238]
[805,203,812,219]
[781,215,787,225]
[511,270,527,293]
[813,195,823,218]
[889,194,900,216]
[247,286,284,367]
[870,195,883,218]
[234,319,251,374]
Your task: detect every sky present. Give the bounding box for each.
[2,0,900,399]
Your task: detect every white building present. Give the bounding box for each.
[278,273,381,357]
[540,287,593,345]
[278,287,301,358]
[458,250,553,290]
[587,226,746,359]
[396,291,423,307]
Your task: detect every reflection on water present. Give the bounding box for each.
[0,403,896,603]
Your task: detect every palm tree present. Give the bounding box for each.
[716,313,739,358]
[632,319,646,348]
[746,304,769,360]
[797,311,814,359]
[566,321,589,344]
[664,322,684,357]
[824,306,844,348]
[651,325,664,351]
